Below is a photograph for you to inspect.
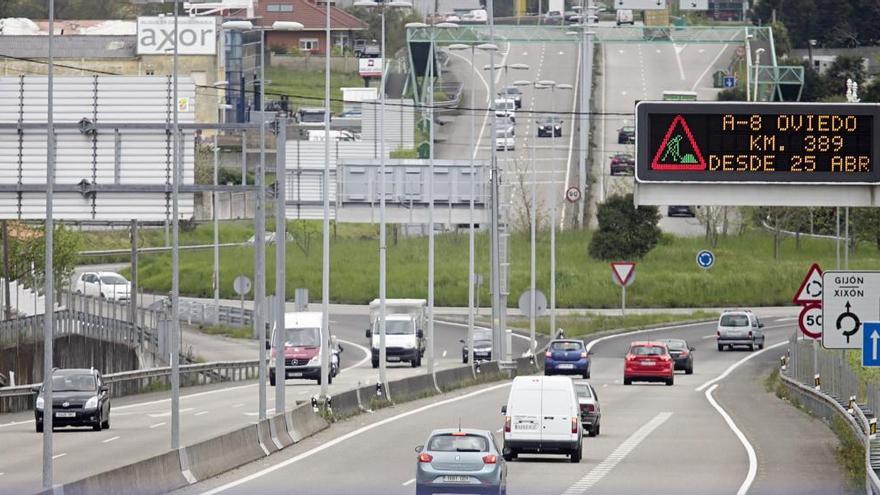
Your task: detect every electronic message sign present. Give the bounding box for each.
[636,102,878,183]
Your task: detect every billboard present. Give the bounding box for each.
[137,16,217,56]
[359,58,383,78]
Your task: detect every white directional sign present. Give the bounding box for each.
[822,271,880,349]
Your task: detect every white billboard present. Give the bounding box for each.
[615,0,668,9]
[137,16,217,56]
[359,58,383,78]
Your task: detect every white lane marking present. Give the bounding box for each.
[690,39,736,92]
[52,453,67,460]
[195,411,209,417]
[673,44,687,81]
[402,479,416,487]
[695,339,788,392]
[149,407,194,418]
[0,472,4,476]
[339,339,371,370]
[496,427,503,433]
[0,419,37,429]
[705,384,756,495]
[102,435,120,444]
[560,412,672,495]
[232,403,244,408]
[585,320,713,353]
[621,90,627,96]
[775,317,797,322]
[149,422,166,429]
[702,334,717,339]
[198,382,512,495]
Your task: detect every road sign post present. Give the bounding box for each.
[822,271,880,349]
[565,186,581,203]
[798,303,823,339]
[233,275,252,317]
[611,262,636,316]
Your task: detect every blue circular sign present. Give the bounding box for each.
[696,250,715,269]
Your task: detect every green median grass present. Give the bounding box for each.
[265,67,364,114]
[131,226,880,308]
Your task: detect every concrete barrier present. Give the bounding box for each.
[388,373,437,403]
[515,356,540,377]
[286,401,329,443]
[271,413,295,448]
[185,423,265,482]
[256,418,281,454]
[474,361,502,381]
[434,365,476,392]
[330,388,362,418]
[43,449,188,495]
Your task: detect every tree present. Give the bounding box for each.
[825,54,867,86]
[345,7,423,59]
[588,194,661,261]
[851,208,880,250]
[7,222,82,297]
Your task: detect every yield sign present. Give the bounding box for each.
[793,263,823,305]
[650,114,706,171]
[611,262,636,287]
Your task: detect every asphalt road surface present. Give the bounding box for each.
[0,314,530,494]
[170,314,853,495]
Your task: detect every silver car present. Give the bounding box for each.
[717,309,765,351]
[574,381,601,437]
[415,428,507,495]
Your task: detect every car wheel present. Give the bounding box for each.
[759,339,765,350]
[623,377,631,386]
[570,443,582,463]
[595,424,600,436]
[36,423,43,433]
[686,365,694,375]
[717,343,724,352]
[588,426,597,437]
[749,343,756,352]
[666,377,674,386]
[93,415,103,431]
[371,359,379,369]
[415,486,432,495]
[583,369,590,379]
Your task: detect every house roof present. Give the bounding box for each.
[0,35,136,59]
[254,0,367,31]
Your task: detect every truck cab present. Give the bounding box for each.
[269,312,339,386]
[366,299,427,368]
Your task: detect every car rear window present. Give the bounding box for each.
[664,340,686,350]
[575,384,592,398]
[630,345,666,356]
[551,341,583,351]
[720,314,750,327]
[428,434,488,452]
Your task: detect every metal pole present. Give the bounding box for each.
[320,0,332,398]
[131,219,139,342]
[275,117,287,414]
[578,0,592,228]
[529,118,536,356]
[467,44,476,369]
[170,0,182,451]
[550,86,557,337]
[379,7,388,390]
[213,130,220,323]
[501,65,510,364]
[427,24,435,375]
[3,220,11,320]
[255,28,268,421]
[487,0,501,362]
[42,0,55,486]
[845,207,850,270]
[621,285,626,316]
[836,207,841,270]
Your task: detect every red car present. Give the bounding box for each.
[623,341,674,386]
[610,153,635,176]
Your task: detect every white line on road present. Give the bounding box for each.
[402,478,416,487]
[705,384,756,495]
[775,317,797,322]
[702,334,716,339]
[673,44,687,80]
[232,403,244,408]
[149,407,194,418]
[195,411,209,416]
[102,435,120,444]
[52,453,66,460]
[560,412,673,495]
[149,422,166,429]
[690,40,736,92]
[0,419,37,429]
[198,382,513,495]
[339,338,371,370]
[585,320,712,353]
[695,337,789,392]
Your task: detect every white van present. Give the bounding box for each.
[616,9,634,25]
[494,98,516,123]
[502,376,582,462]
[268,312,340,386]
[366,299,427,368]
[495,125,515,151]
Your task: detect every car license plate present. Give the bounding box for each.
[387,356,400,362]
[55,412,76,418]
[475,352,488,356]
[557,364,574,369]
[641,361,655,366]
[289,372,302,377]
[443,475,470,483]
[516,422,537,430]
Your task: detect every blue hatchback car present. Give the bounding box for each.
[544,339,591,379]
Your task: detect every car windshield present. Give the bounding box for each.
[100,275,127,285]
[575,384,592,399]
[52,374,96,392]
[630,345,666,356]
[300,111,324,122]
[664,340,687,350]
[283,327,320,347]
[551,341,583,351]
[386,320,414,335]
[502,87,520,95]
[474,331,492,343]
[428,434,489,452]
[721,314,750,327]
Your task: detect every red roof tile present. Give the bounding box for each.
[253,0,368,31]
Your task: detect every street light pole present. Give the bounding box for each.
[753,48,765,102]
[321,0,333,399]
[42,0,55,487]
[170,0,181,449]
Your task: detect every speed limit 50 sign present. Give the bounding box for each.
[799,303,822,339]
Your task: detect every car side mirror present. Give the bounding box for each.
[417,330,424,339]
[689,347,696,352]
[415,445,423,453]
[759,322,765,328]
[100,385,109,393]
[459,339,465,344]
[31,385,41,394]
[365,329,372,338]
[501,405,507,415]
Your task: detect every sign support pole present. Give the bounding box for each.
[42,0,55,487]
[621,285,626,317]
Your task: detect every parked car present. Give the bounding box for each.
[33,368,111,432]
[574,380,601,437]
[667,205,696,217]
[415,429,507,495]
[717,309,765,351]
[623,341,675,386]
[659,338,695,374]
[337,109,362,119]
[502,376,582,462]
[617,125,635,144]
[544,339,591,378]
[461,328,493,363]
[74,271,130,301]
[537,117,563,137]
[610,153,635,175]
[498,86,522,108]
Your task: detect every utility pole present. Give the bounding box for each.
[130,219,139,343]
[3,220,11,320]
[42,0,56,486]
[274,117,287,414]
[487,0,504,365]
[170,0,182,450]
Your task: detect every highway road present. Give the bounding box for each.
[0,314,531,494]
[170,314,853,495]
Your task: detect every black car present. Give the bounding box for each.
[660,339,695,374]
[667,205,696,217]
[617,125,635,144]
[537,117,563,137]
[34,368,111,432]
[461,329,493,363]
[498,87,522,109]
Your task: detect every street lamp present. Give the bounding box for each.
[808,39,817,70]
[449,41,498,369]
[212,80,229,325]
[222,18,303,419]
[566,2,597,226]
[753,47,765,102]
[354,0,413,395]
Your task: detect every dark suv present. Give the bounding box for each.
[33,368,111,432]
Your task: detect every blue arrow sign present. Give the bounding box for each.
[723,76,736,88]
[864,322,880,367]
[696,250,715,269]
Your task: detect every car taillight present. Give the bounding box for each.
[482,454,497,464]
[716,330,720,338]
[580,351,588,359]
[748,331,753,338]
[581,404,595,413]
[571,417,578,434]
[504,416,511,433]
[418,453,433,463]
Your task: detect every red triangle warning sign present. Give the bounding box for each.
[651,115,707,171]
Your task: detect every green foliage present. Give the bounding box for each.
[270,44,289,55]
[589,194,661,261]
[196,324,252,340]
[390,147,419,159]
[1,0,171,19]
[831,415,866,490]
[265,67,363,113]
[752,0,880,48]
[7,223,82,295]
[717,86,746,101]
